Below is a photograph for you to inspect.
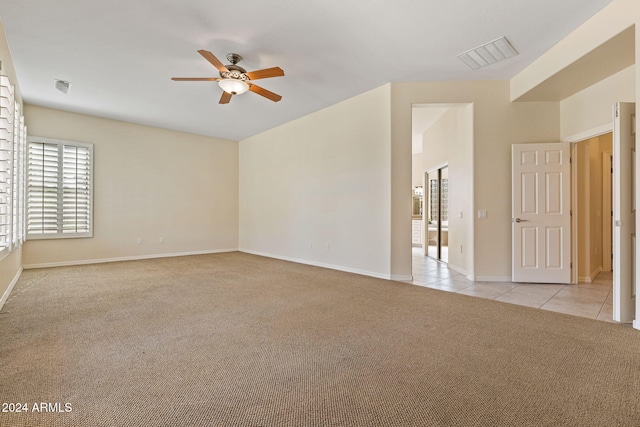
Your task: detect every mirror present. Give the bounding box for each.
[412,186,423,216]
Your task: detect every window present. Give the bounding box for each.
[27,137,93,239]
[429,178,448,222]
[0,72,26,257]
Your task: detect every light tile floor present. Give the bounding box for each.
[411,248,617,324]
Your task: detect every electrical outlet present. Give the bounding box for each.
[137,238,142,245]
[159,237,165,244]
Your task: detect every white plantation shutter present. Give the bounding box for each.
[12,104,24,245]
[0,75,14,252]
[17,116,26,243]
[27,137,93,239]
[62,144,91,234]
[0,71,27,257]
[0,136,9,250]
[27,142,59,235]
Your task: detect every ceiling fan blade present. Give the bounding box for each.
[171,77,220,81]
[248,84,282,102]
[219,91,232,104]
[198,50,229,73]
[245,67,285,81]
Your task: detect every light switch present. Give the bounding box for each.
[478,210,487,219]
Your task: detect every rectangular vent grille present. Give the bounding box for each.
[457,37,518,70]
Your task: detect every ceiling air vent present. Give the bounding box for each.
[457,36,518,70]
[54,79,71,94]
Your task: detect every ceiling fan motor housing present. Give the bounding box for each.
[219,54,250,95]
[221,68,248,80]
[221,53,248,80]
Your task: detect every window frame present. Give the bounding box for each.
[26,136,94,240]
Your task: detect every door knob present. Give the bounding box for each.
[514,218,527,223]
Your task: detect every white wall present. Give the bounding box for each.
[561,65,635,140]
[22,105,239,267]
[421,105,474,276]
[239,85,394,279]
[411,153,423,188]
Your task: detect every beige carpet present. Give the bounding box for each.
[1,252,639,426]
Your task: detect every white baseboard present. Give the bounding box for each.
[578,267,603,284]
[22,248,239,270]
[446,263,470,280]
[634,320,640,331]
[391,274,414,281]
[0,266,23,312]
[472,275,513,282]
[240,249,396,280]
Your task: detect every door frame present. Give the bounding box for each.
[566,125,613,285]
[602,151,613,272]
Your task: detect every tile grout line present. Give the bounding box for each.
[538,285,567,310]
[595,287,613,320]
[472,283,522,301]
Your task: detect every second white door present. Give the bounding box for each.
[613,102,636,323]
[512,142,571,284]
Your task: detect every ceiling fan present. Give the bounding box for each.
[172,50,284,104]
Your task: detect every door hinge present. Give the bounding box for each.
[615,104,619,118]
[570,262,573,269]
[570,209,572,216]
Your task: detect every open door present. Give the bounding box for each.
[512,142,571,283]
[425,166,449,262]
[613,102,636,324]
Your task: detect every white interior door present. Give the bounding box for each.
[512,142,571,283]
[613,102,636,324]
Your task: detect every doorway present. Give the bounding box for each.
[574,133,613,283]
[426,165,448,263]
[410,102,473,279]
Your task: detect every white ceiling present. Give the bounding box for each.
[1,0,613,142]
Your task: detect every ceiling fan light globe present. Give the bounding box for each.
[218,79,249,95]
